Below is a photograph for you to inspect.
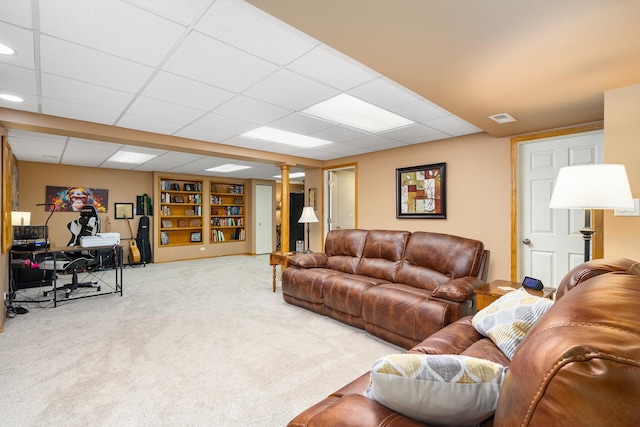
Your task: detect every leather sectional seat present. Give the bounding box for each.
[282,229,489,349]
[287,258,640,426]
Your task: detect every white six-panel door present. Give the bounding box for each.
[519,130,604,286]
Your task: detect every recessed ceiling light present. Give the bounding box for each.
[302,93,414,133]
[0,43,15,55]
[273,172,306,179]
[0,94,24,102]
[107,151,157,164]
[488,113,517,124]
[242,126,333,148]
[206,164,251,173]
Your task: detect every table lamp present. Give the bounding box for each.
[11,211,31,226]
[298,206,319,253]
[549,164,634,262]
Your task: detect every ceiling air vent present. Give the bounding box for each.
[489,113,517,124]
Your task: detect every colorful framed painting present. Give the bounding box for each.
[396,162,446,219]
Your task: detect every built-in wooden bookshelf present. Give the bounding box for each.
[159,178,204,246]
[210,181,245,243]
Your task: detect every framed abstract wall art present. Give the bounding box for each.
[396,162,446,219]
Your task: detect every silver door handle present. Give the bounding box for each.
[522,238,531,245]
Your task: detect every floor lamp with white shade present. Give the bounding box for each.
[549,164,634,262]
[298,206,319,253]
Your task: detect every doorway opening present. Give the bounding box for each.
[323,165,357,242]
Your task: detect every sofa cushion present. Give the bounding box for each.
[472,288,553,360]
[364,353,507,426]
[395,232,485,291]
[324,229,369,274]
[356,230,410,281]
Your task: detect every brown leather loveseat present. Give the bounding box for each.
[282,229,489,348]
[287,258,640,426]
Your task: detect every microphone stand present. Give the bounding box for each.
[37,203,56,296]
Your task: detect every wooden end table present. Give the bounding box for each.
[269,251,295,292]
[474,279,556,311]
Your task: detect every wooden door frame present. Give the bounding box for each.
[510,123,604,281]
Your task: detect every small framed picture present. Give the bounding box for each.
[178,220,186,227]
[114,202,134,219]
[160,231,169,245]
[184,184,192,191]
[172,195,184,203]
[308,188,317,210]
[161,219,173,228]
[190,231,202,242]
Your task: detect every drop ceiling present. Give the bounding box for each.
[2,0,639,181]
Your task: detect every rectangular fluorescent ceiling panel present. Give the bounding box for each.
[206,164,251,172]
[108,151,157,164]
[273,172,306,179]
[302,93,414,133]
[242,127,334,148]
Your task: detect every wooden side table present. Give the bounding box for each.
[269,251,295,292]
[474,279,556,311]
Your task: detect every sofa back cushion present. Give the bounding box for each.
[356,230,410,281]
[324,229,369,274]
[396,232,485,291]
[494,270,640,427]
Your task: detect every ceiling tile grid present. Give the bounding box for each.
[1,0,482,181]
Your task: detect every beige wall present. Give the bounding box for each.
[18,162,154,255]
[604,84,640,261]
[326,133,512,281]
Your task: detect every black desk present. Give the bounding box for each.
[9,245,123,307]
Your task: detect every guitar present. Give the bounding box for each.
[125,218,141,264]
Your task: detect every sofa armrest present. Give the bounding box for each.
[288,252,328,268]
[431,276,485,302]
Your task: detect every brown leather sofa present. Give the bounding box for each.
[282,229,489,348]
[287,258,640,426]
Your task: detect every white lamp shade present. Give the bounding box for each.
[298,206,319,223]
[549,164,634,210]
[11,211,31,226]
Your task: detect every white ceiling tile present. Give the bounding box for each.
[0,0,32,28]
[221,136,275,151]
[244,69,338,110]
[174,126,231,144]
[309,125,367,143]
[167,156,221,174]
[424,115,482,136]
[124,0,213,26]
[164,31,278,92]
[125,96,206,125]
[196,0,318,65]
[0,23,36,68]
[62,138,122,167]
[349,77,419,109]
[188,112,256,134]
[288,45,379,91]
[6,131,66,163]
[42,98,122,125]
[134,151,206,172]
[212,95,291,124]
[344,135,408,150]
[41,73,134,111]
[40,36,154,93]
[381,123,448,144]
[39,0,186,66]
[142,71,236,111]
[0,93,38,113]
[0,63,37,95]
[390,99,451,123]
[116,113,186,135]
[267,113,334,135]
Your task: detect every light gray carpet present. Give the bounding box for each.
[0,255,401,426]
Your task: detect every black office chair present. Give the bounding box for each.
[59,204,102,297]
